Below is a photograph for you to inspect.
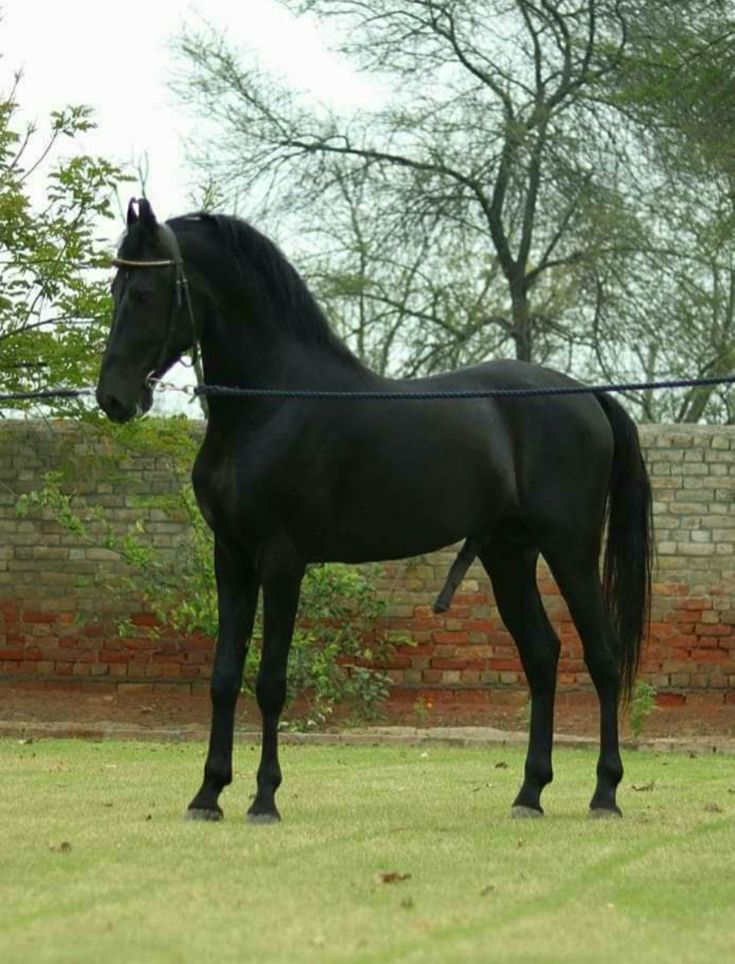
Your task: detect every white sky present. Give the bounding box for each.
[1,0,379,238]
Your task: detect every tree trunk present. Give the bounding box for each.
[510,280,533,362]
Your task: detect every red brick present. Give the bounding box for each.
[122,637,156,651]
[432,631,470,645]
[0,600,19,618]
[0,648,24,660]
[655,583,689,597]
[462,619,493,632]
[144,662,181,678]
[130,612,159,627]
[693,623,729,636]
[656,692,686,707]
[80,624,104,637]
[385,656,411,669]
[452,593,486,605]
[431,658,468,670]
[98,650,131,664]
[490,658,522,671]
[21,610,54,624]
[690,648,728,662]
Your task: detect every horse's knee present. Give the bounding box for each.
[256,672,287,718]
[210,673,240,708]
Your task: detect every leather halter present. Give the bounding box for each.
[112,222,199,382]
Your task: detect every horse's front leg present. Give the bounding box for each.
[247,545,304,824]
[186,539,259,820]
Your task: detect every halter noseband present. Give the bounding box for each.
[112,222,199,382]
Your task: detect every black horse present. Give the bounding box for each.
[97,199,652,822]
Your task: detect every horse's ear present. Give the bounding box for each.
[126,198,139,227]
[138,197,158,230]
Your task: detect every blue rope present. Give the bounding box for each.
[3,372,735,404]
[192,372,735,400]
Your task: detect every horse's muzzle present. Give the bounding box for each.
[96,381,153,423]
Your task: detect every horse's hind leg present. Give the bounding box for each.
[480,543,560,817]
[187,540,259,820]
[544,546,623,817]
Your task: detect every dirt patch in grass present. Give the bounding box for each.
[2,683,734,743]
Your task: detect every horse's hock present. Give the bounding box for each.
[1,419,734,735]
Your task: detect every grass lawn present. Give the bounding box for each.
[0,739,734,963]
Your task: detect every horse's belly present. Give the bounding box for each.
[304,458,513,562]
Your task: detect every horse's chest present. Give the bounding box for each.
[192,447,242,528]
[192,444,270,537]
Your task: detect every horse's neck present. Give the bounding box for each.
[198,307,277,387]
[180,222,374,391]
[197,282,371,393]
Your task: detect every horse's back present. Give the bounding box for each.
[389,358,616,539]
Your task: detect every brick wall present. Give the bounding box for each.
[1,420,734,732]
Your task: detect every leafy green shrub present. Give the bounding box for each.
[15,420,394,727]
[629,679,657,740]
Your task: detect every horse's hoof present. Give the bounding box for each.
[246,811,281,825]
[511,805,543,819]
[184,807,223,822]
[589,806,622,819]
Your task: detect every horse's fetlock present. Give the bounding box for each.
[204,760,232,789]
[257,762,282,788]
[598,758,623,788]
[527,761,553,789]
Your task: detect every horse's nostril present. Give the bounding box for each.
[99,392,130,423]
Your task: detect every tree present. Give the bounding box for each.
[598,1,735,421]
[299,163,513,375]
[0,72,126,412]
[176,0,646,371]
[176,0,735,422]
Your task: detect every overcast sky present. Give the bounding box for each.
[2,0,378,238]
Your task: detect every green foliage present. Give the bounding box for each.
[283,562,390,727]
[0,75,128,410]
[15,420,393,727]
[629,679,657,740]
[614,5,735,181]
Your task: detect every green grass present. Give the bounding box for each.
[1,739,734,963]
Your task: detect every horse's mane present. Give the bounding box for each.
[169,212,362,369]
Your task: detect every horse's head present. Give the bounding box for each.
[97,198,195,423]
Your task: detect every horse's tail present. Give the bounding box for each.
[596,393,654,702]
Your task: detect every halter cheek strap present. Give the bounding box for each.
[111,221,199,377]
